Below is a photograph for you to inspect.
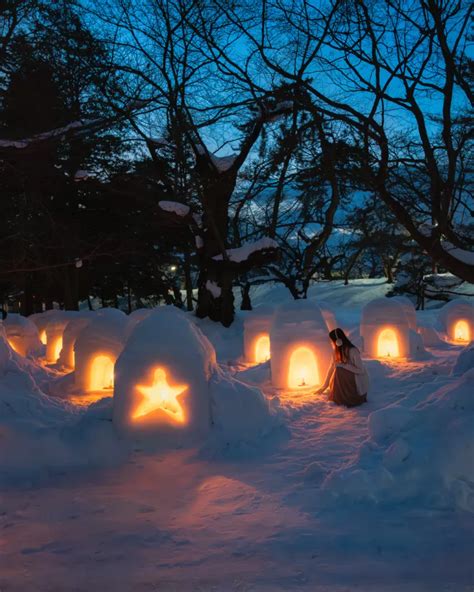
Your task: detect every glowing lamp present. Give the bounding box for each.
[377,328,400,358]
[254,334,271,364]
[89,354,114,391]
[133,367,187,423]
[287,346,319,388]
[454,320,470,343]
[39,330,47,345]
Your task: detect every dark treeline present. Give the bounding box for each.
[1,0,472,325]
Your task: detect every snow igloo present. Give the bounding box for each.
[73,309,128,395]
[3,313,43,357]
[438,300,473,344]
[113,307,216,442]
[269,300,333,390]
[30,310,79,363]
[57,312,96,370]
[361,298,417,359]
[243,305,274,364]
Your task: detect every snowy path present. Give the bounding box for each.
[2,349,473,591]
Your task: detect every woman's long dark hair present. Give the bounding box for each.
[329,328,356,363]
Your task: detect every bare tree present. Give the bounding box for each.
[209,0,473,282]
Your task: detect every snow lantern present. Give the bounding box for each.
[29,310,79,363]
[124,308,155,340]
[29,309,59,347]
[361,298,411,359]
[3,313,42,357]
[243,305,274,364]
[113,306,216,443]
[392,296,417,331]
[438,300,474,344]
[269,300,333,389]
[73,309,128,394]
[57,313,95,370]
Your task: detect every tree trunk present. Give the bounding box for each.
[240,282,252,310]
[21,273,35,316]
[183,248,194,312]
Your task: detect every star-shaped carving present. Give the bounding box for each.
[133,367,187,423]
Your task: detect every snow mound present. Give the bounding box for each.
[321,370,474,512]
[3,313,43,357]
[114,306,279,447]
[452,342,474,376]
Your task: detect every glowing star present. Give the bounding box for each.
[133,367,187,423]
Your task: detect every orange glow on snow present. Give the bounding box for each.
[7,338,21,355]
[454,320,470,343]
[377,328,399,358]
[254,334,270,363]
[51,336,63,362]
[288,347,319,389]
[89,355,114,391]
[133,367,187,423]
[39,330,47,345]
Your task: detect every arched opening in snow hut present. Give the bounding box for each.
[377,328,400,358]
[288,346,319,389]
[50,335,63,363]
[89,355,114,391]
[132,367,187,423]
[454,320,470,343]
[7,338,21,355]
[254,334,270,364]
[39,330,47,345]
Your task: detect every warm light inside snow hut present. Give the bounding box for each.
[254,334,271,363]
[89,355,114,391]
[7,338,21,355]
[288,347,319,389]
[39,330,47,345]
[132,367,187,423]
[51,335,63,362]
[453,320,470,343]
[377,328,399,358]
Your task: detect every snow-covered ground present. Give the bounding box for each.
[1,279,473,591]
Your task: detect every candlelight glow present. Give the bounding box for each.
[454,320,470,342]
[377,328,399,358]
[133,367,187,422]
[254,334,270,363]
[288,346,319,389]
[39,330,47,345]
[7,338,21,355]
[89,355,114,391]
[51,336,63,362]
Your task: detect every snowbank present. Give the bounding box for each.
[452,342,474,376]
[321,369,474,513]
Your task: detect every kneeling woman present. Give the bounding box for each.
[316,328,369,407]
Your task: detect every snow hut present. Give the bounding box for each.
[57,312,96,370]
[243,305,274,364]
[73,309,128,394]
[269,300,333,390]
[113,307,216,442]
[438,300,474,344]
[360,298,411,359]
[392,296,417,331]
[29,310,79,363]
[124,308,155,340]
[29,309,58,347]
[3,313,42,357]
